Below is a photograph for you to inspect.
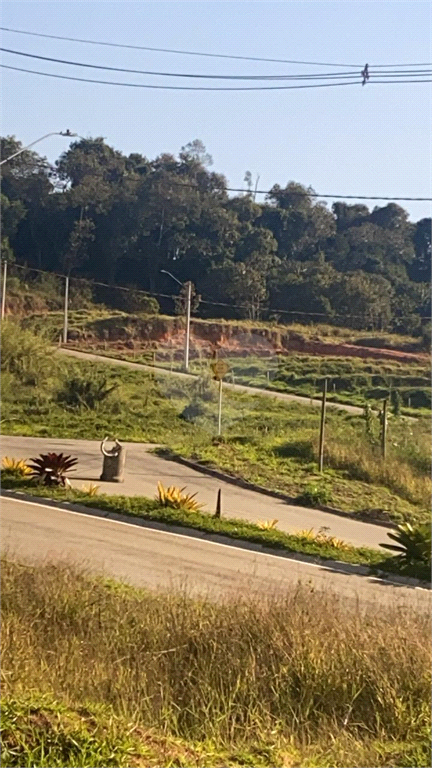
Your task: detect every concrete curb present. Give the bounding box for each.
[2,489,429,591]
[155,450,396,530]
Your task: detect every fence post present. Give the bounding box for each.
[318,377,328,472]
[381,398,388,459]
[1,260,7,320]
[63,275,69,344]
[215,489,222,518]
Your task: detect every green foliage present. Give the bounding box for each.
[2,133,430,335]
[156,481,205,511]
[1,696,141,768]
[180,400,206,422]
[28,453,78,486]
[0,321,59,385]
[296,482,333,507]
[381,523,432,574]
[56,374,118,410]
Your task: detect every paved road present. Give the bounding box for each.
[59,347,366,415]
[2,435,392,550]
[1,497,429,611]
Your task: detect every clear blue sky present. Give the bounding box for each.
[1,0,431,220]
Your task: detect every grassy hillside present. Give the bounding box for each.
[2,557,430,768]
[1,323,430,524]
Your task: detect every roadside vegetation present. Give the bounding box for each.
[2,468,430,580]
[1,323,430,526]
[2,557,431,768]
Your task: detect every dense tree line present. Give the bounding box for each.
[1,135,430,333]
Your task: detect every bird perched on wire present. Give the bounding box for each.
[361,63,370,86]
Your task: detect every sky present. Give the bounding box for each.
[1,0,431,221]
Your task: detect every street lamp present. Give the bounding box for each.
[160,269,192,372]
[0,131,78,166]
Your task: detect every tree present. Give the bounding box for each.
[409,218,431,283]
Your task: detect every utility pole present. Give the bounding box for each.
[184,280,192,372]
[1,260,8,320]
[160,269,192,372]
[63,275,69,344]
[381,398,388,459]
[318,377,328,472]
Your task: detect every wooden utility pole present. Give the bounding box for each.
[381,398,388,459]
[1,260,7,320]
[318,378,328,472]
[63,275,69,344]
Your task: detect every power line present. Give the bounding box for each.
[0,65,365,91]
[165,180,432,202]
[2,48,430,82]
[2,64,431,92]
[1,26,431,70]
[9,262,430,321]
[0,27,364,67]
[1,135,429,201]
[0,47,363,80]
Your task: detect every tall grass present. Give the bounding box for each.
[325,418,431,508]
[2,557,430,762]
[1,321,60,386]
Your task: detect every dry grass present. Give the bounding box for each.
[324,422,431,509]
[1,556,430,768]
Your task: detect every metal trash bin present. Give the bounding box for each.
[100,438,126,482]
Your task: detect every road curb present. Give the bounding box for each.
[155,450,396,530]
[2,489,429,591]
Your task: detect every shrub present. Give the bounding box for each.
[1,322,58,386]
[179,400,206,422]
[156,481,204,512]
[296,483,333,507]
[28,453,78,487]
[56,374,118,410]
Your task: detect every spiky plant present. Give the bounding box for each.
[257,519,279,530]
[381,523,431,570]
[295,527,350,550]
[1,457,32,477]
[28,453,78,487]
[156,481,204,512]
[81,483,100,497]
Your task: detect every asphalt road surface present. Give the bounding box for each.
[1,496,429,611]
[1,435,392,550]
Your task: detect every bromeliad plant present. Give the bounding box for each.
[295,526,350,550]
[381,522,432,571]
[156,481,205,512]
[28,453,78,487]
[1,457,32,478]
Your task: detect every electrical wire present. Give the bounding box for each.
[9,263,430,320]
[0,47,363,79]
[1,26,431,69]
[1,48,430,82]
[0,64,365,91]
[2,133,430,201]
[0,26,364,67]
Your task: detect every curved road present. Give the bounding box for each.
[2,435,391,550]
[59,347,366,414]
[1,497,429,611]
